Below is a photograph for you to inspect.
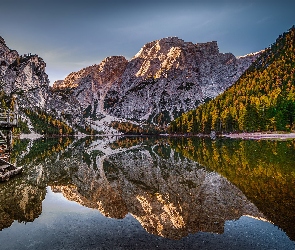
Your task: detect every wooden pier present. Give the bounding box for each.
[0,96,22,181]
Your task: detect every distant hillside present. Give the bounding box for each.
[169,26,295,134]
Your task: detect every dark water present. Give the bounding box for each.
[0,136,294,250]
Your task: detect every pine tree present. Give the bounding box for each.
[169,26,295,134]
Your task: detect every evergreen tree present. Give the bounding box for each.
[169,26,295,134]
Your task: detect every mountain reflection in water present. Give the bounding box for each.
[0,136,294,244]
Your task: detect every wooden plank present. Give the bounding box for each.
[0,158,22,181]
[0,164,11,170]
[0,110,18,128]
[0,158,14,167]
[0,167,22,181]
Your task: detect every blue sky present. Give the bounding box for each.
[1,0,295,84]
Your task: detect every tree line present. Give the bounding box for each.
[24,108,74,135]
[169,26,295,134]
[111,121,165,135]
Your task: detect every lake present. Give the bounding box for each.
[0,136,294,250]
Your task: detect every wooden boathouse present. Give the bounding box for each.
[0,95,22,181]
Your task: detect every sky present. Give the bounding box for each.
[1,0,295,85]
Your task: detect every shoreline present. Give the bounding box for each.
[15,132,295,141]
[222,132,295,140]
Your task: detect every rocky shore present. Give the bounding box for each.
[223,132,295,140]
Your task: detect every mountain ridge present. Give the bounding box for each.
[52,36,260,128]
[1,35,260,134]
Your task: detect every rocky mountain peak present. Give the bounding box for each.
[51,55,129,119]
[0,38,19,69]
[52,55,128,91]
[130,38,223,81]
[103,38,261,124]
[196,41,219,54]
[99,56,128,71]
[51,36,261,127]
[0,36,50,110]
[134,37,219,60]
[134,37,188,58]
[0,36,6,45]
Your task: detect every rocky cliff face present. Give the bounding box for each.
[55,56,128,113]
[54,37,260,125]
[0,36,50,109]
[0,36,84,127]
[51,56,129,128]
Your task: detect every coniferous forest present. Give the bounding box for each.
[169,26,295,134]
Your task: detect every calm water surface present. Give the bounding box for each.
[0,136,294,250]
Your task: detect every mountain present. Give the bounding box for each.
[53,37,259,127]
[53,56,128,118]
[1,35,259,135]
[169,26,295,134]
[0,36,49,109]
[0,36,84,134]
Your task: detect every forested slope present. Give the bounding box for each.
[169,26,295,134]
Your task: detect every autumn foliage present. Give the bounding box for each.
[169,26,295,134]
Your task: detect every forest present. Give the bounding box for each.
[111,121,165,135]
[24,108,74,135]
[169,26,295,134]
